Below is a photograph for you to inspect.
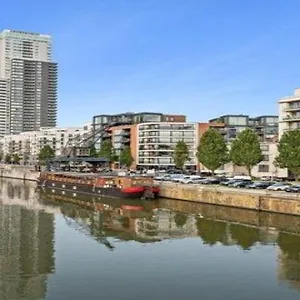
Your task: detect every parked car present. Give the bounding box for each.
[247,181,275,189]
[230,180,253,188]
[181,176,203,184]
[226,179,248,187]
[285,185,300,193]
[220,179,237,186]
[201,178,221,185]
[267,183,291,191]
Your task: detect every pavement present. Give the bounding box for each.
[157,181,300,200]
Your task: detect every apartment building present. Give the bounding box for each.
[92,112,186,151]
[278,88,300,137]
[0,124,91,164]
[0,29,57,136]
[198,119,287,178]
[0,79,9,136]
[214,142,287,178]
[136,122,198,170]
[209,114,278,142]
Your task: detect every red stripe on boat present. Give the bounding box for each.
[121,187,145,194]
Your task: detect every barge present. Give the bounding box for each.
[38,172,160,200]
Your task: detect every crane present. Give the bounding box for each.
[61,121,132,158]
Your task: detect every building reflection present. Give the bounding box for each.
[0,179,55,300]
[13,181,300,294]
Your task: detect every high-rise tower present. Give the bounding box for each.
[0,29,57,136]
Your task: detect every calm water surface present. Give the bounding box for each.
[1,179,300,300]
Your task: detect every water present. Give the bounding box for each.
[1,179,300,300]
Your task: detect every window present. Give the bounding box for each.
[260,144,269,151]
[262,155,269,162]
[258,165,269,172]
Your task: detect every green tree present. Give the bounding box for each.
[89,145,98,157]
[119,146,134,167]
[5,154,11,164]
[98,139,113,161]
[173,140,189,169]
[275,130,300,180]
[0,151,3,162]
[230,128,263,177]
[111,149,119,162]
[38,145,55,165]
[12,153,21,164]
[197,128,229,175]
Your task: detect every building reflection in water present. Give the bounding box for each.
[0,179,55,300]
[1,178,300,296]
[39,188,300,292]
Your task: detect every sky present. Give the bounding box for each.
[1,0,300,127]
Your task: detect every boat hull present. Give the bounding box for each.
[38,179,157,199]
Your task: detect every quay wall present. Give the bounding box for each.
[0,165,39,181]
[159,183,300,216]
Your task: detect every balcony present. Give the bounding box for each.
[284,103,300,112]
[283,115,300,122]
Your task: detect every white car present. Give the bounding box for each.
[267,183,291,191]
[182,176,203,184]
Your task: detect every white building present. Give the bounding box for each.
[0,124,92,164]
[136,122,199,170]
[0,29,57,136]
[279,88,300,137]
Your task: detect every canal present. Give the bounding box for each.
[1,179,300,300]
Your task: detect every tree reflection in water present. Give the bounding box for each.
[230,224,260,250]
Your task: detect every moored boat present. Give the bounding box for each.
[38,172,160,200]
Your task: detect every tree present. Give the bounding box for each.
[197,128,229,175]
[173,140,189,169]
[230,128,263,177]
[38,145,55,165]
[98,139,113,161]
[275,130,300,180]
[5,154,11,164]
[12,153,21,164]
[119,146,134,167]
[89,145,98,157]
[0,151,3,162]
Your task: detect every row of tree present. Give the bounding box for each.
[173,128,300,179]
[0,152,22,164]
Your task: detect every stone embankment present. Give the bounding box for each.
[158,182,300,216]
[0,165,39,181]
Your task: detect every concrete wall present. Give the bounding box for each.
[0,165,39,181]
[159,183,300,216]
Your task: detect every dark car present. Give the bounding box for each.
[230,180,252,188]
[220,179,238,186]
[285,185,300,193]
[226,179,248,187]
[201,178,221,185]
[247,181,275,189]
